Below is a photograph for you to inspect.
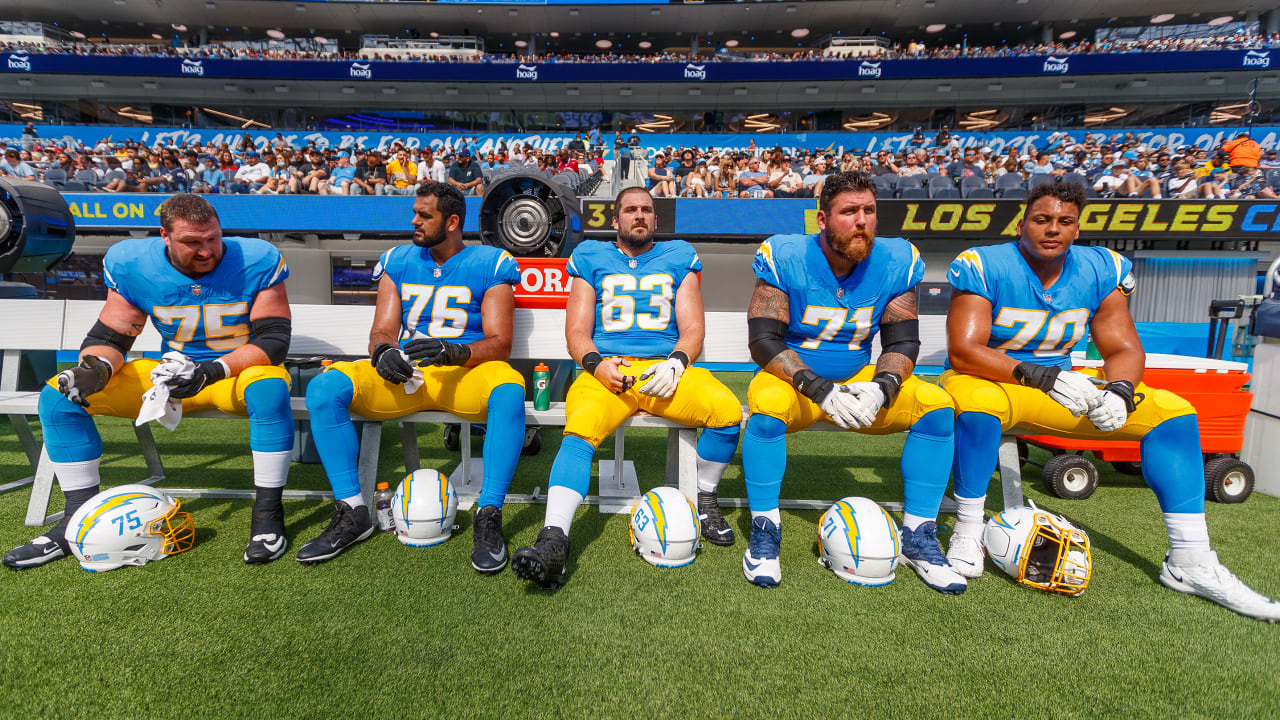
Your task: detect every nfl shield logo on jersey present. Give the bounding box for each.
[190,284,203,296]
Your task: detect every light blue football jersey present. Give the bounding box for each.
[372,243,520,347]
[567,239,701,358]
[948,242,1135,370]
[103,236,289,362]
[753,234,924,380]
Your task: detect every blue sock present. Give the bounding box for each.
[548,435,594,497]
[742,414,786,513]
[478,383,525,508]
[696,424,741,464]
[901,408,954,520]
[304,370,361,499]
[1141,414,1205,514]
[38,385,102,463]
[244,378,294,453]
[953,411,1002,500]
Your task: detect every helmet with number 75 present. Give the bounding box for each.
[67,484,194,572]
[629,486,700,568]
[983,502,1092,596]
[392,469,458,547]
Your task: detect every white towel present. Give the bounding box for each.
[136,352,195,431]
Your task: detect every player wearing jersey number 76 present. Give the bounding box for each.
[741,171,965,594]
[943,181,1280,622]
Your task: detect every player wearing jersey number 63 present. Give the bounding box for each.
[741,171,966,594]
[943,181,1280,621]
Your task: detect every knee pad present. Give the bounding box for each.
[305,368,355,415]
[750,384,798,421]
[746,413,786,440]
[38,385,102,463]
[910,407,954,438]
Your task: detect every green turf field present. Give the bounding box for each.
[1,373,1278,719]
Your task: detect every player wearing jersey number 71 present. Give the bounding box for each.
[943,181,1280,622]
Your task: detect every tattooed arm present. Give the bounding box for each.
[747,278,812,382]
[876,289,918,379]
[83,289,149,371]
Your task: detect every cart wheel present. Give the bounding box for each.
[443,424,460,452]
[1111,461,1143,476]
[1042,454,1100,499]
[1204,457,1254,504]
[1016,439,1030,468]
[521,428,542,457]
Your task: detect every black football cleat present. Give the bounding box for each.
[697,490,736,546]
[3,531,70,570]
[470,505,508,574]
[512,526,570,590]
[296,502,374,566]
[244,505,288,565]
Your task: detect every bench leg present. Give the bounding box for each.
[399,422,421,474]
[597,429,639,514]
[451,421,484,511]
[356,421,382,507]
[133,422,167,485]
[665,427,698,501]
[998,435,1025,508]
[24,445,56,526]
[8,413,40,469]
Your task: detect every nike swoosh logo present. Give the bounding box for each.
[744,559,762,571]
[254,536,285,553]
[1166,568,1185,584]
[488,548,507,562]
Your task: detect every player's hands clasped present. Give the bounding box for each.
[1087,391,1128,432]
[593,357,635,394]
[818,384,866,430]
[842,381,887,428]
[56,355,113,407]
[372,342,415,384]
[637,357,686,399]
[404,336,471,366]
[1014,362,1103,417]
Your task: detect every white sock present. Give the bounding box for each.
[340,493,366,509]
[695,455,729,494]
[51,458,101,492]
[251,450,291,489]
[751,508,782,525]
[902,513,932,532]
[545,486,584,534]
[1163,512,1212,554]
[953,494,987,527]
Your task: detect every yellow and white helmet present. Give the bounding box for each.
[629,486,700,568]
[67,484,194,572]
[391,469,458,547]
[817,497,900,586]
[983,502,1092,596]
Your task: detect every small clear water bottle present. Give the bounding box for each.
[373,481,395,533]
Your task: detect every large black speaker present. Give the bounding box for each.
[478,172,583,257]
[0,178,75,274]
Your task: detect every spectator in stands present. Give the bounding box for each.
[1230,166,1277,199]
[0,149,36,180]
[909,127,927,149]
[136,155,190,193]
[256,150,293,195]
[955,149,985,179]
[292,149,330,194]
[20,122,37,152]
[1223,132,1262,173]
[737,157,772,198]
[480,152,505,174]
[1168,161,1223,199]
[320,151,356,195]
[383,149,417,196]
[673,149,697,192]
[934,126,952,149]
[191,155,224,194]
[773,160,803,199]
[588,127,602,152]
[647,153,677,197]
[1152,152,1175,185]
[227,150,269,194]
[218,150,238,178]
[417,147,447,185]
[447,148,484,196]
[1027,152,1063,178]
[925,151,949,176]
[898,152,927,178]
[683,159,710,198]
[713,157,736,198]
[352,151,388,196]
[1263,149,1279,168]
[799,157,828,198]
[870,151,898,176]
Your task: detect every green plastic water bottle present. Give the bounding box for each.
[533,363,551,411]
[1086,338,1102,361]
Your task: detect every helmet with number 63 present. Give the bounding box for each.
[983,502,1092,596]
[392,469,458,547]
[817,496,900,586]
[629,486,700,568]
[67,484,194,572]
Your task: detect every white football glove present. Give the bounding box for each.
[1087,389,1129,432]
[819,384,864,430]
[842,381,886,428]
[637,357,685,398]
[1048,370,1106,417]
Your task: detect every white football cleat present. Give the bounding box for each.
[900,522,967,595]
[946,520,986,579]
[1160,550,1280,623]
[742,516,782,588]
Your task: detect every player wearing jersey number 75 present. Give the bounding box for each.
[943,181,1280,621]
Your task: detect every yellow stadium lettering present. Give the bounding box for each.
[901,204,928,231]
[999,206,1025,236]
[68,202,106,219]
[586,202,608,229]
[961,204,994,231]
[1138,204,1168,232]
[1169,204,1204,232]
[931,204,963,231]
[1106,203,1141,232]
[803,209,820,235]
[1202,204,1236,233]
[111,203,143,219]
[1079,205,1108,232]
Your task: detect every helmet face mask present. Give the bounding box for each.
[391,469,458,547]
[817,497,900,586]
[68,484,194,572]
[629,486,700,568]
[985,504,1091,596]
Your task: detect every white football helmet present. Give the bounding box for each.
[67,484,194,572]
[629,486,700,568]
[392,469,458,547]
[983,502,1092,596]
[817,497,900,586]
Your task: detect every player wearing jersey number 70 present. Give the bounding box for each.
[943,181,1280,622]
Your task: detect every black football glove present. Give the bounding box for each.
[404,336,471,367]
[166,359,228,399]
[56,355,113,408]
[372,342,414,384]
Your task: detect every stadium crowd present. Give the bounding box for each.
[5,125,1278,201]
[4,32,1279,65]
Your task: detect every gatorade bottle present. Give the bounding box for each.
[533,363,551,411]
[373,481,395,533]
